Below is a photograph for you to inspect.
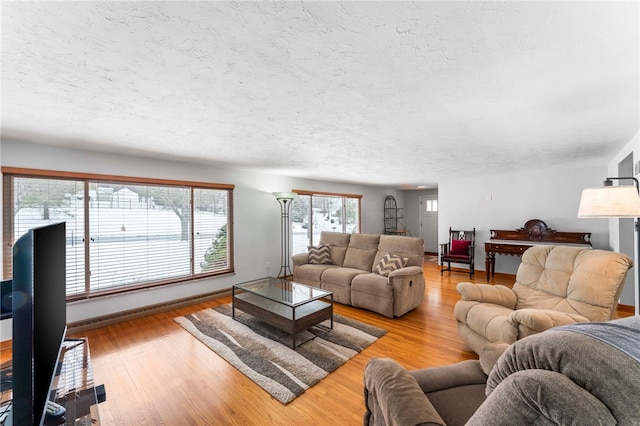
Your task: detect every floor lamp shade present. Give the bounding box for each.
[578,179,640,317]
[578,186,640,218]
[273,192,298,201]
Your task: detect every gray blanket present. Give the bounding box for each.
[481,315,640,425]
[551,315,640,363]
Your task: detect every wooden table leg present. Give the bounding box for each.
[485,252,495,282]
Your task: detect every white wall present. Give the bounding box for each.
[399,133,640,311]
[608,132,640,312]
[0,140,402,331]
[433,164,611,277]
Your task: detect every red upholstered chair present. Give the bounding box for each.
[440,227,475,278]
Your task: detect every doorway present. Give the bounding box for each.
[419,196,438,253]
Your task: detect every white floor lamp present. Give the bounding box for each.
[578,177,640,315]
[273,192,297,278]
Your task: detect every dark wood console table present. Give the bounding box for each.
[485,219,591,281]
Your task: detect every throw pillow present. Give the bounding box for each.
[450,239,472,256]
[374,253,408,277]
[308,245,331,264]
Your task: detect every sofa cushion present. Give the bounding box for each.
[375,235,424,268]
[513,246,631,321]
[322,267,368,287]
[352,273,393,298]
[450,239,471,255]
[351,273,394,317]
[322,267,368,305]
[343,234,380,271]
[374,253,408,276]
[295,263,339,282]
[308,244,331,264]
[319,232,351,266]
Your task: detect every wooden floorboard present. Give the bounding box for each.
[3,262,632,425]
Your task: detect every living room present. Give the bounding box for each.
[1,1,639,424]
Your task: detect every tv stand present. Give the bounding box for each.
[51,338,106,425]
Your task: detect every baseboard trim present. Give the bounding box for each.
[67,289,232,334]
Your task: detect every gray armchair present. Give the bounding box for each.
[363,316,640,426]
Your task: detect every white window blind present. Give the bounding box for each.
[3,170,234,300]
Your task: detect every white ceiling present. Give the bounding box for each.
[2,1,639,188]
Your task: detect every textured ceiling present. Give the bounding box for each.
[2,1,639,188]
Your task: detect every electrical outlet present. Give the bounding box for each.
[265,262,270,270]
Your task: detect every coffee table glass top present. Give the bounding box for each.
[234,277,331,307]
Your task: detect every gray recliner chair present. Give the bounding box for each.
[363,316,640,426]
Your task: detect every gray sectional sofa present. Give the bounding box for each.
[292,231,425,317]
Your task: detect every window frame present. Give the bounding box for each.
[2,167,234,301]
[291,189,362,253]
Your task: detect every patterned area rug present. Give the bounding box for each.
[174,304,386,404]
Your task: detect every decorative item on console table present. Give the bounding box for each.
[484,219,591,281]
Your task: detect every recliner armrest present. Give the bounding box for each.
[457,283,517,309]
[508,309,590,334]
[410,359,488,394]
[364,358,446,426]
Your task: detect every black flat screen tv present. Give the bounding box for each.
[11,222,67,426]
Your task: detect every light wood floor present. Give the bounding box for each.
[4,263,632,425]
[66,263,510,425]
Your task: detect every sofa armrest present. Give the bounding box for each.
[388,265,423,278]
[508,309,589,335]
[457,283,517,309]
[388,266,425,317]
[292,252,309,268]
[364,358,446,426]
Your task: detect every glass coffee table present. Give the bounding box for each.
[232,277,333,349]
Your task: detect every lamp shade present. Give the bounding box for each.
[578,185,640,218]
[272,192,297,200]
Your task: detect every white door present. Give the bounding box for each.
[420,196,438,253]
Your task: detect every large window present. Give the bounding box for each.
[291,190,361,255]
[2,168,234,300]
